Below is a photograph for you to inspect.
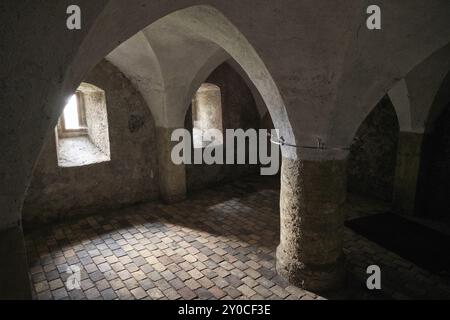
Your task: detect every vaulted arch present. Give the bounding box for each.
[65,4,294,158]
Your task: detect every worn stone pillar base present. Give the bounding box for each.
[276,153,347,292]
[276,246,345,292]
[156,127,187,204]
[393,132,423,216]
[0,226,32,299]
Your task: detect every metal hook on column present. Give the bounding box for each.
[269,133,349,151]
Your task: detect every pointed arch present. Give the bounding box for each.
[63,4,294,158]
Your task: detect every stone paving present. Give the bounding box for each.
[25,177,322,300]
[25,177,450,300]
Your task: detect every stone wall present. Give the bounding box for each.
[185,62,263,191]
[417,103,450,218]
[83,84,110,156]
[22,60,159,227]
[348,96,400,201]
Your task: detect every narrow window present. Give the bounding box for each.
[192,83,223,148]
[56,83,111,167]
[63,94,82,130]
[59,92,87,133]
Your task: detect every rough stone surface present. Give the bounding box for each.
[276,156,347,292]
[393,132,424,216]
[82,83,111,156]
[348,96,399,201]
[22,60,159,226]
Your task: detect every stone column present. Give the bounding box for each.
[156,127,187,203]
[276,150,347,292]
[393,132,424,216]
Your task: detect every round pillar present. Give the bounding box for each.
[276,151,347,292]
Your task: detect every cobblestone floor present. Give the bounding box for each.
[25,176,450,300]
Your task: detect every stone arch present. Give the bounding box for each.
[388,79,413,133]
[184,60,265,137]
[178,51,231,128]
[225,59,268,120]
[76,4,294,203]
[377,45,450,216]
[328,36,450,148]
[63,4,294,158]
[181,56,270,129]
[163,6,293,142]
[338,40,450,149]
[183,61,266,192]
[105,31,165,127]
